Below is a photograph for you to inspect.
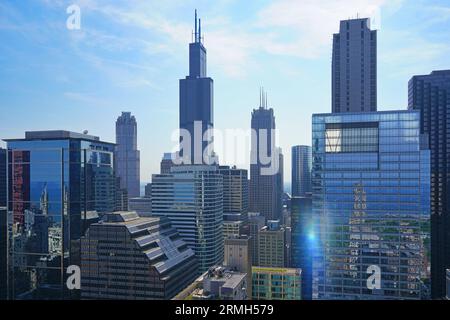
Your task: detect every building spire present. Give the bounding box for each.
[194,9,198,42]
[263,88,266,109]
[265,91,268,108]
[260,87,262,108]
[199,18,202,43]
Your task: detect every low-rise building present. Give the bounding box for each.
[252,267,301,300]
[224,235,252,297]
[173,266,248,300]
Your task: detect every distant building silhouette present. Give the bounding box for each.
[160,152,175,174]
[249,89,281,221]
[144,183,152,197]
[291,146,312,197]
[115,112,140,197]
[128,197,152,217]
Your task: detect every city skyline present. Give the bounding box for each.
[1,1,450,303]
[2,1,450,183]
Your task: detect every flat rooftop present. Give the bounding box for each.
[4,130,114,145]
[252,266,302,276]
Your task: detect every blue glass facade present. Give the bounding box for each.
[5,132,115,299]
[312,111,431,300]
[291,196,313,300]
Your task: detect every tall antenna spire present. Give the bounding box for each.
[262,87,266,109]
[199,18,202,43]
[260,87,264,108]
[194,9,198,42]
[265,91,268,108]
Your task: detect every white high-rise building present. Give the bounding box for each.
[151,165,224,273]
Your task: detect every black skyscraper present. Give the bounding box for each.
[0,148,5,207]
[0,147,6,300]
[409,70,450,299]
[249,90,281,221]
[179,11,214,165]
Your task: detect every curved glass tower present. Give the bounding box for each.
[151,165,223,273]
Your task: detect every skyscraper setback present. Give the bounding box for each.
[408,70,450,299]
[115,112,140,198]
[81,212,198,299]
[179,11,214,165]
[332,18,377,113]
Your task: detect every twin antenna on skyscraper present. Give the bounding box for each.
[192,9,203,44]
[260,87,268,109]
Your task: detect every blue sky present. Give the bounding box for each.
[1,0,450,183]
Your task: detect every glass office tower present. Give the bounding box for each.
[5,131,115,299]
[151,165,223,273]
[291,196,313,300]
[312,111,431,300]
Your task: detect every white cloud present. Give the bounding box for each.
[36,0,450,81]
[52,0,396,77]
[256,0,391,58]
